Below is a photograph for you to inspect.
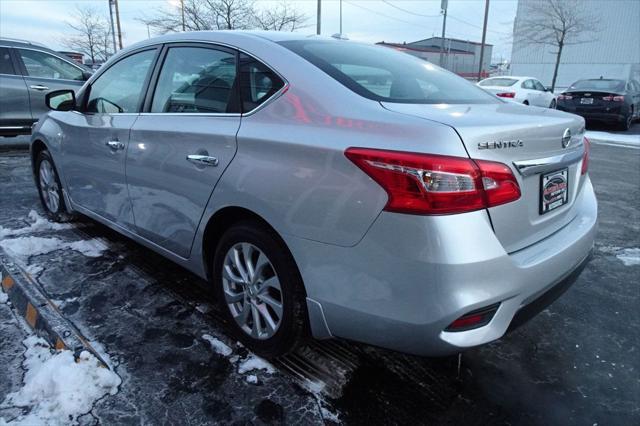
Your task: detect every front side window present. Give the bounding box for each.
[18,49,83,80]
[239,53,285,112]
[151,47,237,113]
[533,80,546,91]
[279,40,497,104]
[87,49,156,113]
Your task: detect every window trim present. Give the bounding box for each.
[80,46,161,115]
[142,42,242,116]
[13,46,86,82]
[138,40,288,117]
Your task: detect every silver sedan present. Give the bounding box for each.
[30,31,597,358]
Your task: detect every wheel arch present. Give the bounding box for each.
[201,206,305,296]
[30,139,48,176]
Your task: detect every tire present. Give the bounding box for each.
[35,150,73,222]
[212,220,307,358]
[550,99,556,109]
[619,114,632,131]
[523,100,529,106]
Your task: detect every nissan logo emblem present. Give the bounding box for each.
[562,128,572,148]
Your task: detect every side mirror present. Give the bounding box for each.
[46,89,76,111]
[82,71,93,81]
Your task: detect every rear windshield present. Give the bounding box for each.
[479,78,517,87]
[279,40,498,104]
[569,79,625,92]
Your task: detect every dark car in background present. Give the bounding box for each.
[556,78,640,130]
[0,38,92,137]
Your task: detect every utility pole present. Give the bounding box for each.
[339,0,342,34]
[477,0,490,81]
[316,0,321,35]
[114,0,123,49]
[439,0,448,68]
[181,0,186,31]
[108,0,117,54]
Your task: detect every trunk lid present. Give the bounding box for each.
[381,102,587,253]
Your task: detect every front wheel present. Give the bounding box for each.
[549,99,556,109]
[35,150,72,222]
[212,221,308,358]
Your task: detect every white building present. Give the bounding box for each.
[510,0,640,90]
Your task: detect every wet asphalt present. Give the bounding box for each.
[0,139,638,425]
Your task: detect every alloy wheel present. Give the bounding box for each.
[39,159,60,213]
[222,242,283,340]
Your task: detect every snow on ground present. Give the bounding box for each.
[0,210,73,240]
[237,354,276,374]
[0,336,120,425]
[202,334,233,356]
[0,236,107,260]
[0,290,7,304]
[616,248,640,266]
[586,131,640,145]
[598,246,640,266]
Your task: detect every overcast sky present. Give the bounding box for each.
[0,0,517,61]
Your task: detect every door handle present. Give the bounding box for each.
[105,140,125,151]
[186,154,219,167]
[30,85,49,91]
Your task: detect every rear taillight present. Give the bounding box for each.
[496,92,515,98]
[602,95,624,102]
[581,137,590,175]
[344,148,521,215]
[445,303,500,332]
[558,94,573,100]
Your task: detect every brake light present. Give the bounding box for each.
[581,137,590,175]
[558,94,573,100]
[496,92,515,98]
[344,148,521,215]
[602,95,624,102]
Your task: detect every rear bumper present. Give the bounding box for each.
[287,177,597,356]
[557,106,628,122]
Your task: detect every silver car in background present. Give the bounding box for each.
[30,31,597,358]
[0,38,91,136]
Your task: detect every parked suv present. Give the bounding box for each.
[0,38,91,136]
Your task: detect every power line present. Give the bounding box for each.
[381,0,441,18]
[343,1,426,28]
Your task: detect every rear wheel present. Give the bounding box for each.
[619,113,632,131]
[523,100,530,106]
[35,150,72,222]
[212,221,307,358]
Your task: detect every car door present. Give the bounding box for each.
[127,43,243,258]
[14,48,87,123]
[62,47,159,229]
[0,47,31,134]
[630,80,640,118]
[533,79,551,107]
[520,79,537,105]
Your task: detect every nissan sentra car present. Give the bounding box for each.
[30,31,597,358]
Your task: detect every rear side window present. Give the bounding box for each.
[279,40,496,104]
[0,48,16,75]
[151,46,237,113]
[239,53,284,113]
[479,78,517,87]
[87,49,156,114]
[521,79,535,90]
[18,49,83,80]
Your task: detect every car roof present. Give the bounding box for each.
[0,37,48,48]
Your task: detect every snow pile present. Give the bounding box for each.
[202,334,233,356]
[616,248,640,266]
[0,210,73,239]
[0,236,107,259]
[598,245,640,266]
[245,375,258,384]
[1,336,120,425]
[586,131,640,146]
[0,290,7,304]
[238,354,276,374]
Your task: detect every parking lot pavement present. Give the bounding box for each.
[0,143,638,425]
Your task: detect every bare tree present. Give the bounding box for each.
[514,0,600,91]
[253,1,309,31]
[140,0,306,34]
[63,6,113,64]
